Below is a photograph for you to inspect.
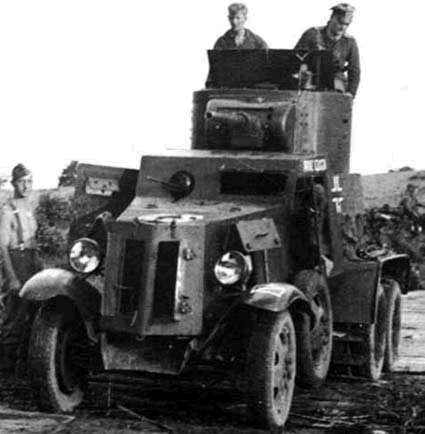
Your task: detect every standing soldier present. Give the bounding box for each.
[294,3,360,97]
[0,164,42,371]
[399,183,425,223]
[213,3,268,50]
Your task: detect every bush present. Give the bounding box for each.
[58,161,79,187]
[35,193,74,267]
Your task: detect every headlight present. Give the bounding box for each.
[69,238,101,274]
[214,251,252,286]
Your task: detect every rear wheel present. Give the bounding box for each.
[383,280,402,372]
[359,283,387,380]
[294,270,333,388]
[246,310,296,432]
[28,303,92,413]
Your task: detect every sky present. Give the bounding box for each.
[0,1,422,188]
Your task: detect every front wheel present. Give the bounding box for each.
[28,303,92,413]
[245,310,296,432]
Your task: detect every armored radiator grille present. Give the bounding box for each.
[118,239,145,315]
[153,241,180,320]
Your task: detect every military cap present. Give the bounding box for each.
[331,3,355,20]
[406,183,418,191]
[11,163,32,182]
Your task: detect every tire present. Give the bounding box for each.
[383,280,402,372]
[28,303,91,413]
[359,283,387,380]
[246,310,296,432]
[293,270,333,388]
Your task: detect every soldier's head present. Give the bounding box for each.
[328,3,355,39]
[406,183,418,195]
[228,3,248,32]
[11,163,33,198]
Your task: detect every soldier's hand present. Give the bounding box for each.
[0,293,6,310]
[9,278,22,294]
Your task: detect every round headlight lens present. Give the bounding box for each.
[214,251,252,286]
[69,238,101,274]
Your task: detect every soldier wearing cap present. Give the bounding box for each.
[294,3,360,97]
[213,3,268,50]
[0,164,42,371]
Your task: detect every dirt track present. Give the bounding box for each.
[1,291,425,434]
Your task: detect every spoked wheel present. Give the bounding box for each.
[28,303,92,413]
[246,310,296,432]
[383,279,402,372]
[294,270,333,388]
[359,283,387,380]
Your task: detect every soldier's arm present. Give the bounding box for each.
[213,36,226,50]
[294,28,316,51]
[0,208,21,291]
[347,38,361,97]
[255,34,268,49]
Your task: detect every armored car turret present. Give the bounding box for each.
[193,49,353,174]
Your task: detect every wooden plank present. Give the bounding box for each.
[397,291,425,372]
[0,407,75,433]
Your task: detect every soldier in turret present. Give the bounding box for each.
[0,164,42,371]
[213,3,268,50]
[294,3,360,97]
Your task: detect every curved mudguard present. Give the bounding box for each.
[378,253,410,293]
[20,268,101,323]
[244,282,315,323]
[330,253,410,324]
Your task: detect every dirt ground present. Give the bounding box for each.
[1,291,425,434]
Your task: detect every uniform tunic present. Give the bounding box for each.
[0,198,37,249]
[400,194,421,220]
[213,28,268,50]
[0,197,41,346]
[295,26,360,96]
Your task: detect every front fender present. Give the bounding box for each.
[244,282,314,323]
[20,268,101,322]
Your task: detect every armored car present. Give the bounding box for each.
[21,50,409,432]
